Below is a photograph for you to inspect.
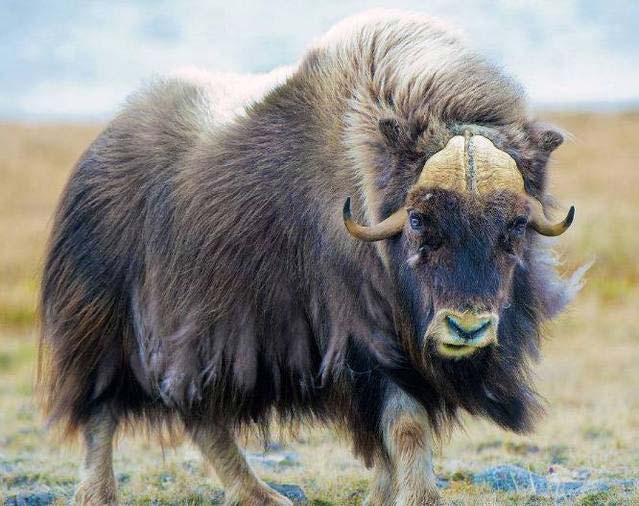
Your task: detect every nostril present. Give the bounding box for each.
[446,316,473,340]
[445,316,464,336]
[445,315,491,340]
[469,320,491,337]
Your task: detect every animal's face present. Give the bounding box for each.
[404,187,529,359]
[343,130,575,362]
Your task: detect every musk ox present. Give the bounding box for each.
[38,10,584,506]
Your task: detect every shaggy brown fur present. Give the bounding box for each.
[38,9,583,504]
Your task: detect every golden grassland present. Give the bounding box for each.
[0,113,638,504]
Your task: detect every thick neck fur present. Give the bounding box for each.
[225,11,583,433]
[162,12,582,435]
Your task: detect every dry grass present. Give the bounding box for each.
[0,113,638,504]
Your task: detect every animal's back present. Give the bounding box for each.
[38,71,292,435]
[38,8,525,439]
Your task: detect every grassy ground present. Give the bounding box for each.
[1,113,638,504]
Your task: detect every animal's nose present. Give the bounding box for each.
[427,309,499,358]
[445,314,492,341]
[439,311,498,347]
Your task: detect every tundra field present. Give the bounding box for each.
[0,112,637,505]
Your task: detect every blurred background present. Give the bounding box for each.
[1,1,637,504]
[2,0,638,120]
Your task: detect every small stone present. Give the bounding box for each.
[472,464,638,500]
[267,483,308,504]
[116,472,131,484]
[613,478,638,491]
[578,478,638,495]
[552,480,584,497]
[436,478,450,489]
[473,464,548,493]
[4,492,56,506]
[576,480,612,496]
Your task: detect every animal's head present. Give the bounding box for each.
[344,131,574,361]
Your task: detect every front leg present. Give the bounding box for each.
[382,388,441,506]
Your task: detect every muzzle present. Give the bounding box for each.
[425,309,499,359]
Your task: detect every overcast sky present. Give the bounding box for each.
[1,0,637,120]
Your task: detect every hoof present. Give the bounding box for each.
[363,488,395,506]
[73,479,118,506]
[396,489,443,506]
[224,483,294,506]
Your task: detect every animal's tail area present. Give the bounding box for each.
[36,213,146,441]
[37,249,183,444]
[37,246,120,439]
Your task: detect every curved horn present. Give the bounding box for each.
[527,197,575,237]
[343,197,406,242]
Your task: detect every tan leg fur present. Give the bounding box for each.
[189,425,292,506]
[363,455,395,506]
[73,409,118,506]
[379,390,442,506]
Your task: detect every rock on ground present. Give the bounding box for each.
[268,483,308,504]
[473,464,638,500]
[4,492,56,506]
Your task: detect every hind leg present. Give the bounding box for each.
[73,407,118,505]
[188,424,292,506]
[364,455,395,506]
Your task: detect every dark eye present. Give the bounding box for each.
[509,216,528,237]
[409,212,424,231]
[500,216,528,254]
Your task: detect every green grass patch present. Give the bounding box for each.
[0,339,37,373]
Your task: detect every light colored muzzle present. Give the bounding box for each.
[426,309,499,359]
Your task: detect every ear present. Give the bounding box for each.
[539,129,564,152]
[528,122,564,153]
[378,117,402,147]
